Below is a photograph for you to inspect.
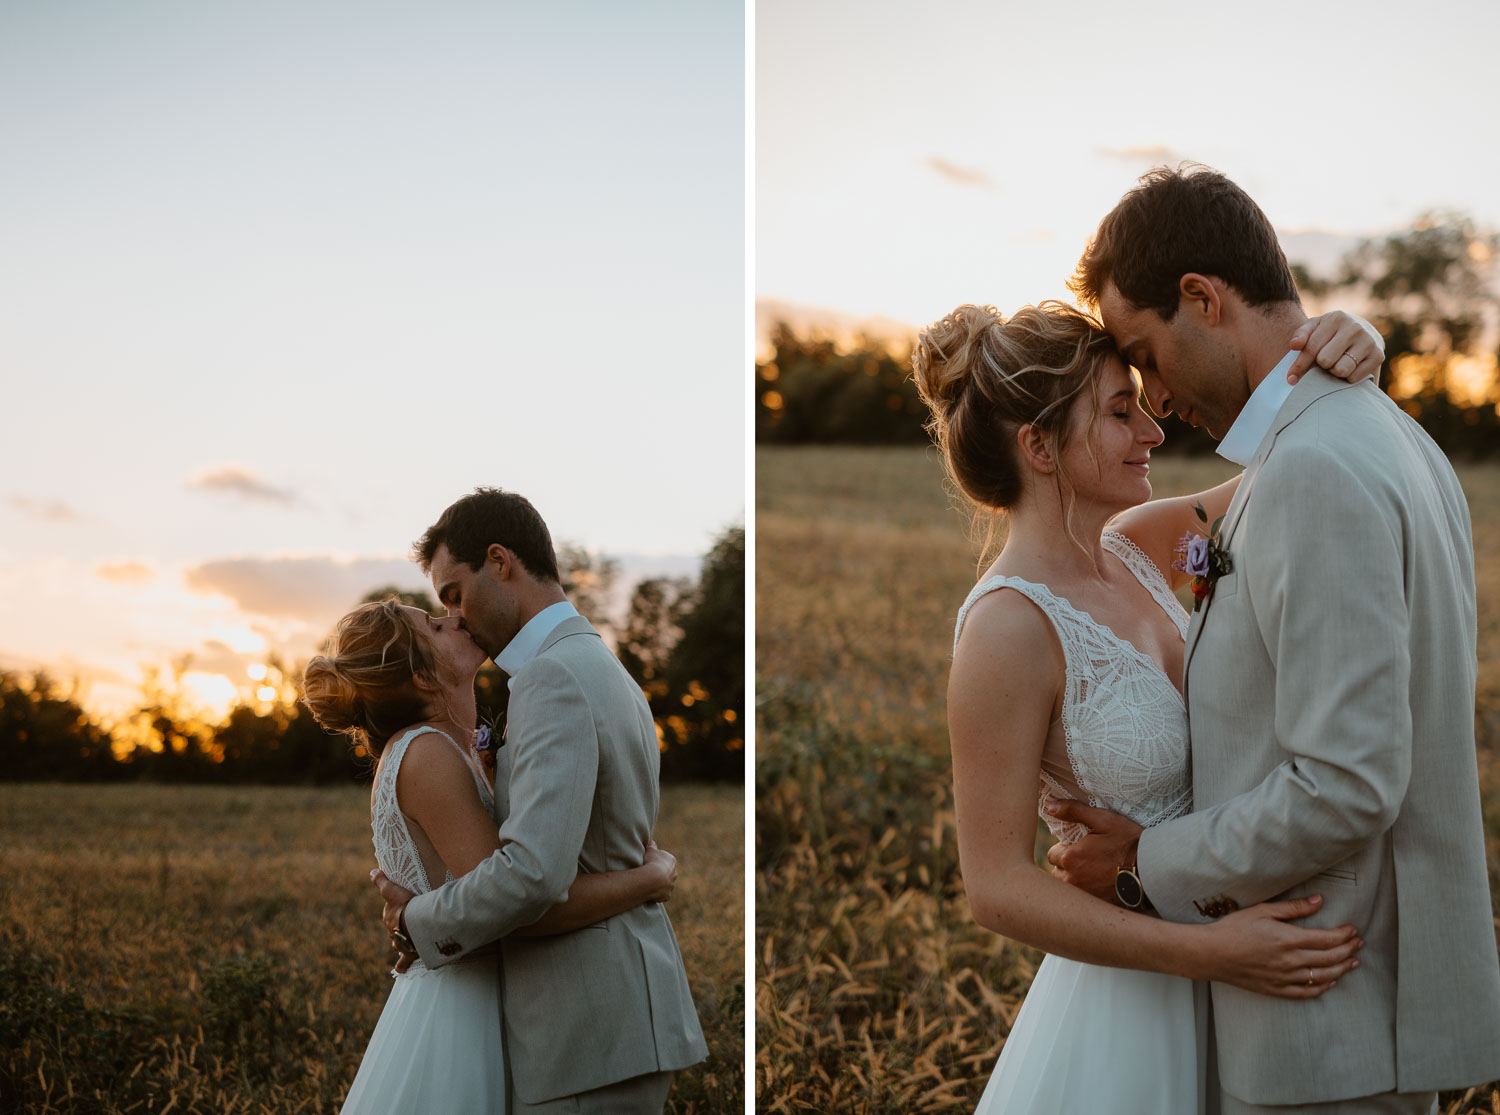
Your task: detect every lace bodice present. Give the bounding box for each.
[372,725,496,895]
[953,531,1191,844]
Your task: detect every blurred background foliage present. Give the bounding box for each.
[757,211,1500,458]
[0,524,744,785]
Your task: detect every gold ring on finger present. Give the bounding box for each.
[1305,967,1313,986]
[1339,351,1356,367]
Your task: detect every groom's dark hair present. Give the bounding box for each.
[1070,163,1301,321]
[414,487,561,583]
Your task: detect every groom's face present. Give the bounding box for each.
[1099,282,1242,439]
[428,544,520,659]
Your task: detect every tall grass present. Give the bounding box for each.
[0,782,743,1113]
[755,446,1500,1113]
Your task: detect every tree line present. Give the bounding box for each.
[0,525,744,785]
[757,212,1500,458]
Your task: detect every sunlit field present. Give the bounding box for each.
[0,782,743,1113]
[755,445,1500,1114]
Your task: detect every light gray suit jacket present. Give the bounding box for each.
[1136,371,1500,1105]
[404,615,708,1104]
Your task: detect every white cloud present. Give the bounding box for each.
[923,157,995,190]
[1098,145,1188,166]
[97,561,156,584]
[182,555,430,625]
[187,467,300,506]
[8,496,82,522]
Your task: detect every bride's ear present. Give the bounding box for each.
[412,670,441,694]
[1016,422,1057,475]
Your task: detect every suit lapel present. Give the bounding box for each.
[1182,460,1259,683]
[1181,371,1363,689]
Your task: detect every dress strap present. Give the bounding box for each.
[1103,530,1189,638]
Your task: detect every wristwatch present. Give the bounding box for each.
[392,911,416,954]
[1115,862,1148,910]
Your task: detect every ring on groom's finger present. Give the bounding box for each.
[1305,967,1313,986]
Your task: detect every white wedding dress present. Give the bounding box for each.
[959,531,1207,1115]
[340,725,507,1115]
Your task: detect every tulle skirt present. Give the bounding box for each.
[341,955,506,1115]
[975,953,1207,1114]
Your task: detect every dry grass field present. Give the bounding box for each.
[0,781,743,1113]
[755,445,1500,1114]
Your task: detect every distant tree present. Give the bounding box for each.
[118,664,220,781]
[757,324,927,444]
[617,576,694,698]
[1295,212,1500,456]
[1290,261,1334,301]
[215,699,362,784]
[1337,211,1498,395]
[558,544,620,629]
[0,671,119,782]
[652,525,744,782]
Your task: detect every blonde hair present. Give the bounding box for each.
[911,301,1117,560]
[301,599,436,756]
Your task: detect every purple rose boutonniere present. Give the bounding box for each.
[472,724,496,777]
[1171,502,1233,612]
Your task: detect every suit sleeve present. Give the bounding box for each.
[404,656,599,967]
[1137,444,1412,920]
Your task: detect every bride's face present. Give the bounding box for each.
[401,605,488,687]
[1058,356,1164,511]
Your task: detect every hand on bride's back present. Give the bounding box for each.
[643,840,678,903]
[1204,894,1364,999]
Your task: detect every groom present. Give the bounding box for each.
[374,488,707,1113]
[1047,166,1500,1113]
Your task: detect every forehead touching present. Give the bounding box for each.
[1095,352,1143,403]
[1098,284,1166,375]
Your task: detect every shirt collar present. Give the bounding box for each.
[1216,350,1297,467]
[494,600,579,679]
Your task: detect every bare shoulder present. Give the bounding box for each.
[394,728,476,802]
[952,586,1063,695]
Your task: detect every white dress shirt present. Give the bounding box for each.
[494,600,579,686]
[1216,350,1298,467]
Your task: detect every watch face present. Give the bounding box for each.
[1115,870,1143,909]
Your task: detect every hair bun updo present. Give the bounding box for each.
[911,300,1115,524]
[910,304,1004,415]
[298,598,438,757]
[301,656,365,735]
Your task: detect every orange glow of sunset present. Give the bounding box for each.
[181,672,238,718]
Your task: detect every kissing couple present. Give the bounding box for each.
[303,488,708,1113]
[916,166,1500,1113]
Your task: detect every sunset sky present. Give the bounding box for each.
[758,0,1500,333]
[0,2,744,718]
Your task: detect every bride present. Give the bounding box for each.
[302,598,678,1114]
[911,302,1383,1112]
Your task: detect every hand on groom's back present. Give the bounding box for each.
[372,869,418,973]
[1044,802,1145,905]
